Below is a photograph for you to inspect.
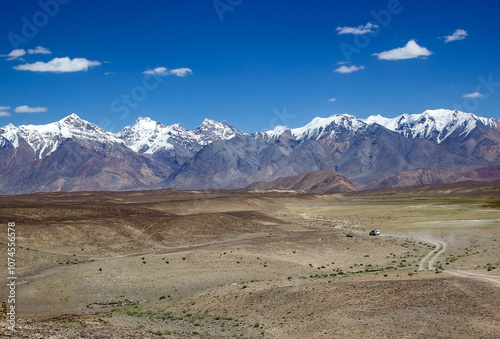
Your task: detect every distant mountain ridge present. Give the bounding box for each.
[365,109,497,143]
[1,109,499,194]
[246,169,358,193]
[367,168,470,190]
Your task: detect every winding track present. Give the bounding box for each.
[445,269,500,287]
[300,214,500,287]
[418,239,447,271]
[417,237,500,287]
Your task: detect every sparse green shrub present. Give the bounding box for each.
[148,329,172,336]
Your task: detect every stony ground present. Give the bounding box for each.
[1,189,499,338]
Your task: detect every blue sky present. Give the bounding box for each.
[1,0,500,132]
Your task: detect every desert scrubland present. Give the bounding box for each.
[1,187,499,338]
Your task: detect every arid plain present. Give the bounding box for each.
[1,184,500,338]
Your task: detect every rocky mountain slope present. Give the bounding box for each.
[463,164,500,181]
[367,168,470,190]
[166,110,500,189]
[246,168,358,193]
[1,109,499,194]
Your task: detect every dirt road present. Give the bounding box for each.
[418,238,447,271]
[418,236,500,288]
[446,269,500,287]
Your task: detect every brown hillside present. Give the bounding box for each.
[367,168,469,189]
[464,164,500,181]
[246,168,358,193]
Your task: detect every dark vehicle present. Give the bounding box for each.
[369,229,380,236]
[346,233,353,238]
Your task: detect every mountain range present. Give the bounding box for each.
[1,109,499,194]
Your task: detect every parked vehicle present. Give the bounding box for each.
[369,229,380,236]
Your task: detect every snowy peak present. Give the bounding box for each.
[192,118,243,144]
[0,114,121,159]
[1,114,245,158]
[55,113,119,141]
[263,114,365,140]
[262,110,497,143]
[1,109,497,160]
[131,117,166,131]
[265,125,290,138]
[117,117,243,155]
[118,118,187,154]
[0,123,21,148]
[365,109,497,143]
[290,114,366,140]
[59,113,88,127]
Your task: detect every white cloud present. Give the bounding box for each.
[143,66,169,75]
[462,92,483,98]
[373,40,432,60]
[170,67,193,77]
[328,98,337,102]
[3,46,51,60]
[443,29,468,43]
[13,57,101,73]
[334,65,364,74]
[14,105,48,113]
[5,49,26,61]
[143,66,193,77]
[27,46,52,55]
[0,107,11,117]
[336,22,378,35]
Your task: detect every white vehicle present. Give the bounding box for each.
[369,229,380,236]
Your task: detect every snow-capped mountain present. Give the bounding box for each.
[0,114,245,161]
[264,114,367,140]
[165,109,500,189]
[118,117,244,155]
[364,109,497,143]
[118,117,191,154]
[263,109,498,145]
[1,109,499,194]
[192,118,243,144]
[290,114,366,140]
[0,113,122,159]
